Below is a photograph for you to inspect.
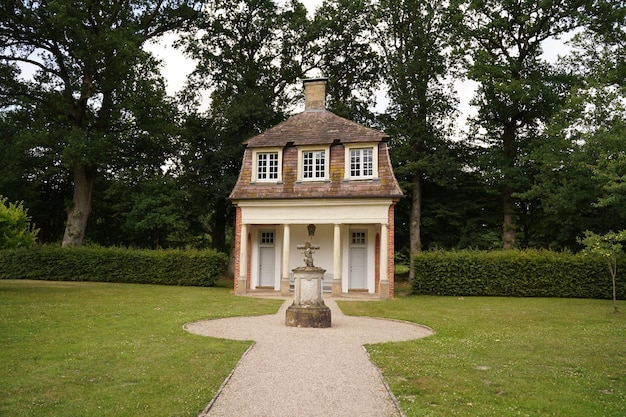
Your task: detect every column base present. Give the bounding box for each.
[237,277,247,295]
[379,281,390,299]
[331,279,342,297]
[280,278,291,296]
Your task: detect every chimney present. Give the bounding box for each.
[303,78,328,111]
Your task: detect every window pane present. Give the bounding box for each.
[350,148,374,177]
[350,149,361,176]
[303,150,325,179]
[363,148,373,176]
[257,152,278,180]
[257,153,267,179]
[268,153,278,179]
[261,231,274,244]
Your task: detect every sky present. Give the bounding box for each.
[145,0,573,131]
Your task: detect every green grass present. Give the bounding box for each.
[3,281,625,417]
[0,280,283,417]
[338,296,626,417]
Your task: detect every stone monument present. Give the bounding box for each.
[285,225,332,328]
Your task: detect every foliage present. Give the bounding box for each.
[579,230,626,312]
[0,196,39,249]
[175,0,312,252]
[0,280,283,417]
[0,0,200,246]
[450,0,591,248]
[0,246,228,287]
[340,296,626,417]
[375,0,461,277]
[411,249,626,299]
[310,0,381,123]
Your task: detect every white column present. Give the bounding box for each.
[281,224,291,295]
[332,223,342,296]
[238,223,248,294]
[379,223,390,299]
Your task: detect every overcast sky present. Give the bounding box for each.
[145,0,573,132]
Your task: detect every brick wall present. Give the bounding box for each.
[233,206,242,293]
[388,203,395,298]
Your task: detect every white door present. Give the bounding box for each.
[349,231,367,289]
[258,231,275,287]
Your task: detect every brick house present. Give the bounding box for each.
[229,78,403,299]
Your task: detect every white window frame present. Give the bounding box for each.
[297,145,330,181]
[252,148,282,182]
[344,143,378,180]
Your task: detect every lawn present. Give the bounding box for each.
[2,281,624,417]
[339,296,626,417]
[0,280,282,417]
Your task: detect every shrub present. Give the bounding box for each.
[0,246,228,287]
[0,196,39,249]
[412,249,626,299]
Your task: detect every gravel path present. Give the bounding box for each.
[184,297,434,417]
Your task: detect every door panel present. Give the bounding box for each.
[258,231,275,287]
[349,231,367,289]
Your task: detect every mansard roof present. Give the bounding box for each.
[243,110,389,148]
[229,109,403,201]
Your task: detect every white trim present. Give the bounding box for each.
[236,199,393,225]
[343,142,378,180]
[251,148,283,183]
[296,145,330,182]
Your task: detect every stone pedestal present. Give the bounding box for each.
[286,266,331,328]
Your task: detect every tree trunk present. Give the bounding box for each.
[62,165,96,247]
[502,191,516,249]
[409,172,422,280]
[213,198,228,253]
[502,122,516,249]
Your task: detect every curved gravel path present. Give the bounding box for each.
[185,297,434,417]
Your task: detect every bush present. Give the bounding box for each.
[412,249,626,299]
[0,196,39,249]
[0,246,228,287]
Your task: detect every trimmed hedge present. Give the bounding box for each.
[0,246,229,287]
[412,250,626,299]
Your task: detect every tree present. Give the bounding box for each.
[579,230,626,313]
[176,0,312,252]
[0,195,39,249]
[0,0,201,247]
[451,0,591,248]
[310,0,381,123]
[374,0,459,277]
[523,7,626,249]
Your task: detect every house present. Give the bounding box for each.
[229,78,403,299]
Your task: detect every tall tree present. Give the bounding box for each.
[177,0,312,252]
[374,0,459,277]
[0,0,200,247]
[521,4,626,248]
[451,0,593,248]
[310,0,381,124]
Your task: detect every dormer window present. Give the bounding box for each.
[253,148,282,182]
[350,148,373,177]
[303,150,325,179]
[344,143,378,180]
[297,145,330,181]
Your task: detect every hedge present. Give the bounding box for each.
[412,249,626,299]
[0,246,229,287]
